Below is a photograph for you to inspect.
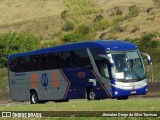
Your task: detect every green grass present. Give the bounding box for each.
[0,100,160,119]
[0,99,160,111]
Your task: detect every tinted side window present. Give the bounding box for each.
[9,49,91,72]
[57,49,91,68]
[73,49,91,68]
[9,58,15,72]
[24,56,30,72]
[47,53,59,69]
[58,52,71,68]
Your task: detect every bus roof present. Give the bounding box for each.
[9,40,137,58]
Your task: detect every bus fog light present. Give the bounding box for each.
[115,91,118,95]
[146,88,148,92]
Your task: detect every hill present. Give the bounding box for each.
[0,0,65,39]
[0,0,160,40]
[95,0,160,39]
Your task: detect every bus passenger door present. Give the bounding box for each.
[87,48,113,98]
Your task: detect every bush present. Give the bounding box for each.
[126,33,160,63]
[61,10,68,19]
[62,21,75,32]
[94,15,104,22]
[128,5,139,17]
[0,68,8,91]
[110,16,123,26]
[62,33,84,43]
[0,32,39,68]
[77,24,90,35]
[112,24,125,32]
[94,18,110,31]
[116,8,123,16]
[110,7,123,17]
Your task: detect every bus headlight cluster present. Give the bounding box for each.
[115,91,118,95]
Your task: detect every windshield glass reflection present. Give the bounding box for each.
[112,50,145,81]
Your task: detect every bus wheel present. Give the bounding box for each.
[30,91,39,104]
[87,88,96,100]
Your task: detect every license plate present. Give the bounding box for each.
[131,90,136,94]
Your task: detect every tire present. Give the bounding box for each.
[30,91,39,104]
[87,88,96,100]
[117,96,128,100]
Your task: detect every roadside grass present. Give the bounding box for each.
[0,100,160,119]
[0,99,160,111]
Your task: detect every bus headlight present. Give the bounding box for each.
[115,91,118,95]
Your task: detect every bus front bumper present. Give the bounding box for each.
[111,80,147,98]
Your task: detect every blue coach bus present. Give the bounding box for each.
[8,40,151,104]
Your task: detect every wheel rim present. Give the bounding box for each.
[89,91,95,100]
[32,94,38,103]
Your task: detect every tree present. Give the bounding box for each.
[0,32,39,68]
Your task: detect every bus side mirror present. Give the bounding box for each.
[141,52,151,65]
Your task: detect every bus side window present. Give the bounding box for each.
[9,59,14,71]
[39,55,47,70]
[73,49,91,68]
[57,49,91,69]
[65,51,77,68]
[27,55,35,71]
[47,53,59,69]
[20,57,25,72]
[12,59,17,72]
[16,57,21,72]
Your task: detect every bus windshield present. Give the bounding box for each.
[111,50,145,81]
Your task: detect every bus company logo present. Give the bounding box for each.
[41,73,48,87]
[76,72,86,78]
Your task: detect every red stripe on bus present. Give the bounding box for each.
[92,70,112,98]
[59,69,71,99]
